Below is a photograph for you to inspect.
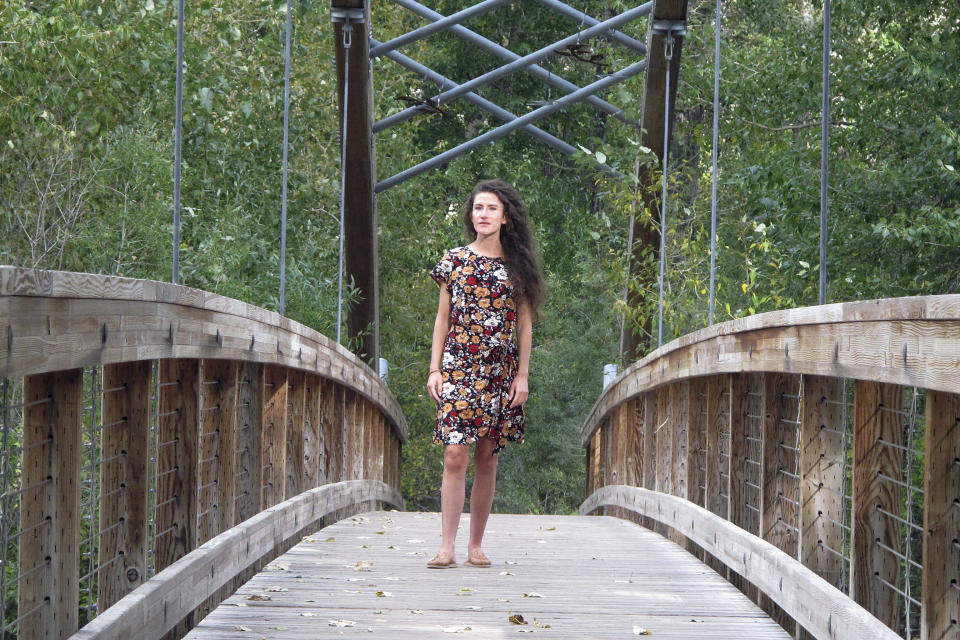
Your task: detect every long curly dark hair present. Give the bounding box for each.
[462,179,544,321]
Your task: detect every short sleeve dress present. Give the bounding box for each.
[431,246,524,453]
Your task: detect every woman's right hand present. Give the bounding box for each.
[427,370,443,403]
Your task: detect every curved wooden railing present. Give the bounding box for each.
[580,295,960,640]
[0,267,406,640]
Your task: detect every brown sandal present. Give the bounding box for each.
[465,548,491,567]
[427,552,457,569]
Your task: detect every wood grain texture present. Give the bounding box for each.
[799,376,846,590]
[68,481,403,640]
[234,362,263,525]
[20,369,83,640]
[99,362,151,611]
[920,391,960,640]
[188,510,789,640]
[0,267,406,443]
[582,294,960,446]
[850,381,902,630]
[155,359,200,574]
[284,369,306,499]
[261,365,288,508]
[582,486,901,640]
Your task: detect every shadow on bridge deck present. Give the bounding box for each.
[185,512,790,639]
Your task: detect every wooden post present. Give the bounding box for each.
[705,375,725,517]
[628,396,645,488]
[235,362,263,524]
[321,380,345,483]
[196,360,238,542]
[851,380,902,630]
[760,372,799,634]
[20,369,82,640]
[587,428,602,496]
[799,376,846,589]
[344,390,364,481]
[672,381,688,500]
[155,359,200,574]
[656,387,672,496]
[333,0,379,365]
[285,369,306,498]
[261,364,288,507]
[643,393,657,491]
[98,362,151,611]
[728,373,747,531]
[303,373,323,489]
[921,390,960,640]
[687,378,705,508]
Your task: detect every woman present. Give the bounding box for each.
[426,178,543,569]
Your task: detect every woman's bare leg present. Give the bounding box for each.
[467,438,499,558]
[435,444,469,562]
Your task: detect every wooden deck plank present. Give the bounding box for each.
[186,512,790,639]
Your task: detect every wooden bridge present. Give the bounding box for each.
[2,266,958,640]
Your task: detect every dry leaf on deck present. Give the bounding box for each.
[522,592,544,598]
[328,619,356,627]
[633,626,652,635]
[508,614,527,625]
[246,594,271,601]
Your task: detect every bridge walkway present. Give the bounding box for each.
[185,511,790,639]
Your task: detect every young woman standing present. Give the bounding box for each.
[426,179,543,569]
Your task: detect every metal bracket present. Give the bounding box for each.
[651,19,687,36]
[331,7,365,23]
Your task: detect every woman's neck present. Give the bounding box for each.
[469,235,503,259]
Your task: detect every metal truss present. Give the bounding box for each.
[373,0,653,191]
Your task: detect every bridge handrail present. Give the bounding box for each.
[0,266,407,640]
[581,295,960,640]
[581,485,899,640]
[69,480,403,640]
[0,266,406,440]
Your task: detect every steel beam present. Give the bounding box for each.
[621,0,688,363]
[369,0,514,58]
[388,0,639,125]
[374,39,622,178]
[376,58,647,192]
[535,0,647,54]
[374,1,653,133]
[333,0,379,364]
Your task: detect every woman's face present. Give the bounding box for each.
[471,191,507,238]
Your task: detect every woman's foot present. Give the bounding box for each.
[427,551,457,569]
[465,548,491,567]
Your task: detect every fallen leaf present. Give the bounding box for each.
[233,626,252,632]
[376,531,387,535]
[354,561,373,572]
[505,560,518,565]
[509,614,527,625]
[411,609,425,615]
[387,545,399,549]
[329,619,356,627]
[325,537,336,542]
[517,630,537,634]
[465,606,482,610]
[523,592,544,598]
[443,626,472,633]
[267,562,290,571]
[633,626,652,635]
[302,536,318,543]
[265,586,288,592]
[246,594,271,601]
[533,620,551,628]
[300,612,319,617]
[375,591,393,597]
[500,571,515,576]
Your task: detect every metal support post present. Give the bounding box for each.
[332,2,379,364]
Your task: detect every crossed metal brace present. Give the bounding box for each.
[372,0,656,192]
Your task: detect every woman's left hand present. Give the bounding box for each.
[508,374,528,408]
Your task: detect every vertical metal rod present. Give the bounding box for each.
[173,0,185,285]
[708,0,722,326]
[819,0,831,306]
[657,33,674,348]
[280,0,293,316]
[902,387,919,639]
[336,20,353,346]
[85,368,100,620]
[0,379,10,640]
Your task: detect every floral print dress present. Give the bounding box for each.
[431,246,524,453]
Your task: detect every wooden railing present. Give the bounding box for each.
[580,296,960,640]
[0,267,406,640]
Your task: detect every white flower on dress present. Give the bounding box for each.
[442,382,455,396]
[447,431,463,444]
[493,267,507,280]
[442,352,454,367]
